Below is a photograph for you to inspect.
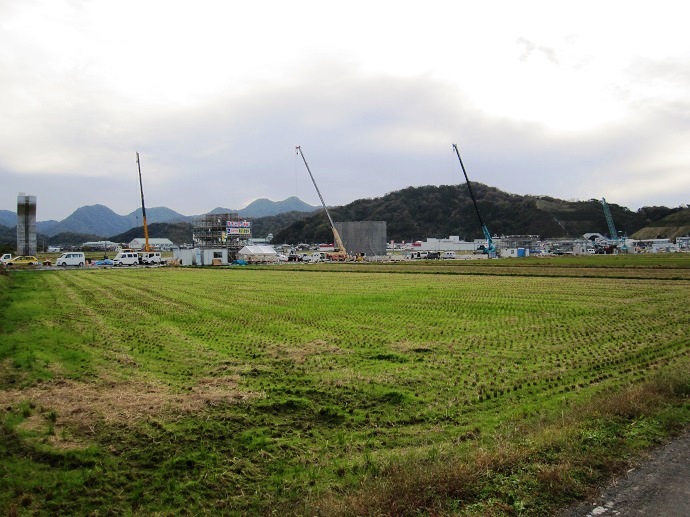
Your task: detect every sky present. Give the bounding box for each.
[1,0,689,221]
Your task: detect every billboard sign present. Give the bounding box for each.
[227,220,251,236]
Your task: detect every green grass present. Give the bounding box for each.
[1,256,689,515]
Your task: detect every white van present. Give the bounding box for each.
[57,252,85,267]
[113,251,139,266]
[140,251,162,265]
[441,251,456,259]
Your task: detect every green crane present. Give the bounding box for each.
[453,144,496,257]
[601,197,627,252]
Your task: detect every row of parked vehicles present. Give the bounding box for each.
[98,250,164,266]
[0,250,163,268]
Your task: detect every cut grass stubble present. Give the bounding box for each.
[1,261,689,515]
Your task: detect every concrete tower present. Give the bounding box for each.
[17,193,37,256]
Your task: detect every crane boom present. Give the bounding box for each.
[452,144,496,256]
[601,198,618,245]
[136,152,151,253]
[295,146,347,258]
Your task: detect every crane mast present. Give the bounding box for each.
[295,146,347,259]
[601,197,627,252]
[452,144,496,257]
[136,152,151,253]
[601,198,618,245]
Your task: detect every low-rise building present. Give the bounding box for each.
[128,238,175,251]
[416,236,478,252]
[83,240,119,251]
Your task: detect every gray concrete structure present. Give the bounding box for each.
[16,193,37,256]
[335,221,387,256]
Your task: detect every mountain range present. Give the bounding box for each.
[0,197,317,237]
[1,187,688,249]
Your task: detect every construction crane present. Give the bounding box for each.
[136,152,151,253]
[295,146,347,260]
[601,197,626,251]
[452,144,496,257]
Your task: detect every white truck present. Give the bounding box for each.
[0,253,12,264]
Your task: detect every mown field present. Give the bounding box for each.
[1,255,689,515]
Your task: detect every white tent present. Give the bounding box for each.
[237,245,278,263]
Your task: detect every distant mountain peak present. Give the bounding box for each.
[28,197,317,237]
[206,198,317,218]
[240,197,317,217]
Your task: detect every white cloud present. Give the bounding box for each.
[1,0,689,219]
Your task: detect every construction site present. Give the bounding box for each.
[133,147,642,266]
[172,213,255,266]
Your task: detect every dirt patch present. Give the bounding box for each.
[0,358,30,388]
[189,375,257,406]
[0,376,257,439]
[267,340,346,364]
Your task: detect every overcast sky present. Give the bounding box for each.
[1,0,689,221]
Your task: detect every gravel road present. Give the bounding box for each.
[561,429,690,516]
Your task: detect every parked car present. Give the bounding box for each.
[56,252,85,267]
[139,251,162,265]
[7,255,40,266]
[113,251,139,266]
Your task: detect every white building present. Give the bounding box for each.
[416,236,479,252]
[128,238,174,251]
[677,236,690,250]
[83,240,119,250]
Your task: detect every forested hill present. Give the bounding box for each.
[273,183,682,244]
[1,185,684,248]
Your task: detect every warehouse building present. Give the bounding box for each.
[128,238,175,250]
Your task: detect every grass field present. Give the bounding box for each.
[1,255,689,515]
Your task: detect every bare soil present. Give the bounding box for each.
[0,375,256,446]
